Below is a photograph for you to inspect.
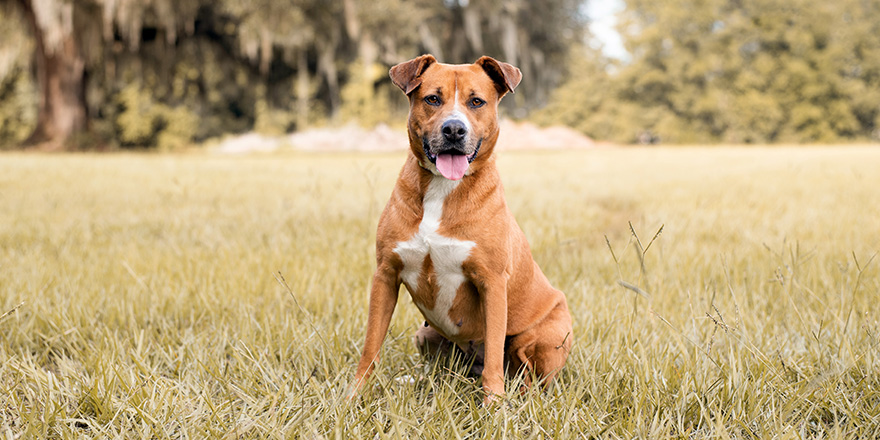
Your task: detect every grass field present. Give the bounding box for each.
[1,146,879,438]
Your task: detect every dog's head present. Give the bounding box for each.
[390,55,521,180]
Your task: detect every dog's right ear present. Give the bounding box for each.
[476,56,522,96]
[390,54,437,95]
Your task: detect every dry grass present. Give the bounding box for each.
[1,146,879,438]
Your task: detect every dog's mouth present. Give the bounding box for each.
[422,138,481,181]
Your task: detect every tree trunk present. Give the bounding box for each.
[19,0,87,150]
[296,48,310,130]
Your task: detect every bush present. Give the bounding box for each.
[116,84,198,150]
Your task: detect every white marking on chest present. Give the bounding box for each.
[393,176,475,336]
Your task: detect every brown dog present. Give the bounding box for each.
[353,55,572,403]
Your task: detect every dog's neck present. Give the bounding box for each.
[393,153,501,221]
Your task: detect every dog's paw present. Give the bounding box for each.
[347,378,366,401]
[482,388,505,407]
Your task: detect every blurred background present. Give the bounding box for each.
[0,0,879,151]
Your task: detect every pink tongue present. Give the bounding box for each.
[436,154,469,180]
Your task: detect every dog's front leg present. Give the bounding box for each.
[479,274,509,405]
[352,267,399,395]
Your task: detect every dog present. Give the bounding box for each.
[352,55,572,404]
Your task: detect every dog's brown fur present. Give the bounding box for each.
[353,55,572,403]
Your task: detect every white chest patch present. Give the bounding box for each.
[393,176,476,336]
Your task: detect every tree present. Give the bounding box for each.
[539,0,880,143]
[13,0,86,149]
[0,0,590,149]
[3,0,207,149]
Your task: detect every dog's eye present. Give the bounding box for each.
[424,95,441,106]
[469,97,485,108]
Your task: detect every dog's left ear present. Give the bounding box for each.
[476,56,522,96]
[390,54,437,95]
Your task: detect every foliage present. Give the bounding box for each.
[0,0,585,149]
[537,0,880,143]
[0,67,36,149]
[1,148,879,436]
[0,5,36,148]
[115,84,199,151]
[339,61,394,128]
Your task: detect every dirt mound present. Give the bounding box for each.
[286,123,407,152]
[496,119,595,150]
[212,120,597,153]
[211,133,282,154]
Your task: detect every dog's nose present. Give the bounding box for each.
[442,119,467,143]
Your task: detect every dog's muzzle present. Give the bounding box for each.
[422,139,481,165]
[422,117,480,163]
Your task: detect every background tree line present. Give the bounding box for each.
[537,0,880,144]
[0,0,583,150]
[1,0,879,149]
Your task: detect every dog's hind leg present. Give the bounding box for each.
[506,300,573,388]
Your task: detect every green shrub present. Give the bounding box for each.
[116,83,198,150]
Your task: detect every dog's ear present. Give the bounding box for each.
[475,56,522,96]
[390,54,437,95]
